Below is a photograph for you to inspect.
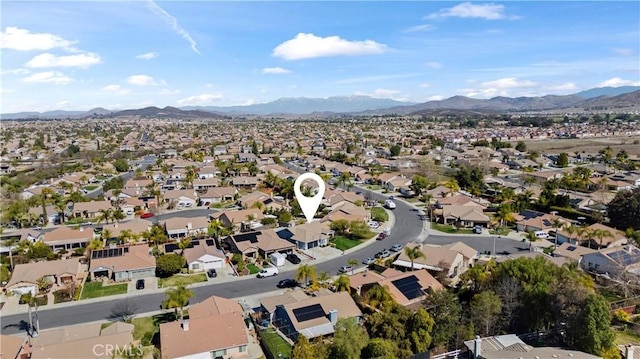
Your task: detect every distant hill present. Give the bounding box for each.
[2,87,639,119]
[182,95,414,115]
[575,86,640,99]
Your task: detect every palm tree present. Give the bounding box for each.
[334,275,350,292]
[625,228,640,246]
[316,271,331,288]
[97,208,114,224]
[525,231,538,243]
[443,179,460,196]
[162,284,194,321]
[404,245,425,271]
[576,227,591,247]
[563,223,578,245]
[112,209,126,223]
[493,204,515,229]
[295,264,317,287]
[87,238,104,251]
[363,284,393,310]
[347,259,358,274]
[54,199,68,224]
[592,228,613,249]
[550,218,564,248]
[178,237,192,255]
[101,229,113,246]
[143,224,168,249]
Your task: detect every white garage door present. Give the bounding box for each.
[203,259,223,270]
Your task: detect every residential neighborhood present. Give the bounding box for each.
[1,112,639,359]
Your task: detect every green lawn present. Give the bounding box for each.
[132,313,175,345]
[158,273,207,288]
[331,236,362,251]
[247,263,260,274]
[83,185,98,191]
[490,226,511,236]
[430,222,473,235]
[261,329,292,359]
[371,207,388,222]
[80,281,128,300]
[615,329,640,345]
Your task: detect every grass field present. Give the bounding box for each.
[132,313,175,345]
[615,329,640,345]
[331,235,362,251]
[80,281,128,300]
[158,273,207,288]
[261,329,292,359]
[431,222,474,235]
[524,136,640,156]
[371,207,389,222]
[247,263,260,274]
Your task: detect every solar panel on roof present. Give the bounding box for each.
[567,246,577,251]
[191,240,199,247]
[205,239,215,246]
[293,304,325,323]
[392,275,423,300]
[91,247,123,259]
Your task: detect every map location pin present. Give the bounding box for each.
[294,172,326,223]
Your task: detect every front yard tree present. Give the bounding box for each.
[424,289,463,349]
[329,219,349,236]
[556,152,569,167]
[410,175,430,197]
[295,264,316,286]
[331,318,369,359]
[292,335,315,359]
[608,188,640,231]
[362,338,398,359]
[403,245,425,271]
[470,290,502,337]
[111,299,138,322]
[156,253,186,278]
[162,284,194,321]
[571,294,615,356]
[113,158,129,173]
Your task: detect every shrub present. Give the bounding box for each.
[231,253,242,265]
[73,285,82,301]
[613,309,631,323]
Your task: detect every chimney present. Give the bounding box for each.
[473,336,482,359]
[328,309,338,326]
[182,319,189,331]
[626,345,634,359]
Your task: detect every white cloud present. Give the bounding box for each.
[56,100,71,108]
[136,52,159,60]
[419,83,431,88]
[262,67,291,74]
[354,88,406,101]
[101,84,131,95]
[546,82,578,91]
[1,68,30,75]
[480,77,537,89]
[146,0,200,55]
[597,77,640,87]
[403,24,435,33]
[26,52,102,68]
[427,95,445,101]
[427,2,518,20]
[22,71,73,85]
[177,93,223,106]
[425,62,443,69]
[334,73,420,85]
[613,48,635,56]
[126,74,165,86]
[272,33,387,60]
[0,27,76,51]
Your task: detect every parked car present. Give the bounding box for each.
[534,231,550,239]
[207,268,217,278]
[135,279,145,290]
[257,267,279,278]
[390,244,403,252]
[339,265,353,273]
[375,250,391,259]
[376,233,386,241]
[140,212,154,219]
[277,279,298,288]
[368,221,380,229]
[473,225,483,234]
[362,257,375,265]
[286,253,301,264]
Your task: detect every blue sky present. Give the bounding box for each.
[1,1,639,112]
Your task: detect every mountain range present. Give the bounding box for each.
[2,86,638,119]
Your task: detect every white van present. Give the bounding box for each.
[257,266,279,278]
[534,231,550,239]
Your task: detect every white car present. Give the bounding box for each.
[362,257,375,265]
[390,244,403,252]
[368,221,380,229]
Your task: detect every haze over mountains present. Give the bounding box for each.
[2,86,639,120]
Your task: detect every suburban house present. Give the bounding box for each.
[43,226,94,252]
[5,257,82,295]
[553,242,597,263]
[583,223,627,248]
[323,190,365,207]
[440,205,491,228]
[260,290,310,324]
[193,178,219,192]
[232,176,259,190]
[464,334,600,359]
[514,210,557,233]
[226,230,295,260]
[160,295,251,359]
[89,244,156,282]
[29,322,135,359]
[352,268,444,309]
[0,229,43,254]
[393,243,476,280]
[0,334,29,359]
[164,216,209,239]
[324,202,370,223]
[72,200,114,219]
[276,221,334,250]
[273,290,363,341]
[199,186,238,206]
[165,239,226,272]
[100,218,153,240]
[214,209,264,233]
[164,189,198,208]
[581,244,640,277]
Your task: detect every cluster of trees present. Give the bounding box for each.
[290,257,615,359]
[608,187,640,231]
[330,219,374,240]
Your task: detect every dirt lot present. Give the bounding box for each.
[524,136,640,156]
